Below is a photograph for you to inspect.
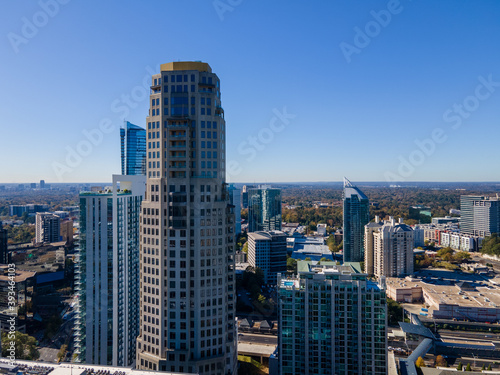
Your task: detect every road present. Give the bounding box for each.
[437,329,500,344]
[239,332,277,346]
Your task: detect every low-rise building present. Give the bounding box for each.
[247,231,287,284]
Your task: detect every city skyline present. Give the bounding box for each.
[1,1,500,183]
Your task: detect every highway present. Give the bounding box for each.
[238,332,277,346]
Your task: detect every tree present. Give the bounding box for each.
[481,233,500,256]
[481,364,486,370]
[242,242,248,253]
[287,257,297,273]
[465,363,471,371]
[1,331,39,360]
[454,251,471,263]
[57,344,68,363]
[488,364,492,371]
[415,356,425,368]
[457,362,463,370]
[387,298,403,326]
[435,355,447,367]
[305,257,312,262]
[318,257,328,264]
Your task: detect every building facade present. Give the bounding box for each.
[460,195,500,237]
[0,222,8,264]
[365,217,414,278]
[342,178,369,263]
[248,186,282,232]
[35,213,61,243]
[121,121,147,176]
[75,175,145,366]
[247,231,287,284]
[227,184,241,236]
[278,261,387,375]
[135,62,237,375]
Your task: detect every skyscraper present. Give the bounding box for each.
[460,195,500,237]
[342,178,369,263]
[278,261,387,374]
[121,121,147,176]
[75,174,145,366]
[227,184,241,236]
[365,217,414,278]
[0,222,8,264]
[135,62,237,375]
[35,212,61,243]
[248,185,282,232]
[247,230,287,284]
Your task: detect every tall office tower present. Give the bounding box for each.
[247,231,287,284]
[121,121,147,175]
[39,180,45,189]
[75,175,145,366]
[342,178,369,263]
[460,195,500,237]
[135,62,237,375]
[248,185,282,232]
[35,213,61,243]
[0,222,9,264]
[365,217,414,278]
[241,185,249,209]
[278,261,387,375]
[227,184,241,236]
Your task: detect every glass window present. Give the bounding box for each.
[176,75,182,82]
[177,85,182,92]
[213,131,217,138]
[201,131,205,138]
[183,75,187,82]
[164,98,168,105]
[191,85,195,92]
[207,108,211,115]
[201,151,205,158]
[156,98,160,105]
[207,132,211,139]
[207,142,211,148]
[201,161,206,168]
[212,142,216,149]
[201,108,205,115]
[184,85,187,92]
[208,77,212,84]
[191,107,195,115]
[207,98,211,106]
[191,74,195,82]
[201,121,205,128]
[201,141,205,148]
[201,98,205,105]
[148,122,151,129]
[163,85,168,93]
[213,161,217,168]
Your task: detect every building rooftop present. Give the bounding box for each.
[161,61,212,73]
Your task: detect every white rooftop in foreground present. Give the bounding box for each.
[237,343,277,357]
[1,360,195,375]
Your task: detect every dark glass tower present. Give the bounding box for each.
[248,186,282,232]
[0,221,9,264]
[343,178,369,263]
[120,121,147,175]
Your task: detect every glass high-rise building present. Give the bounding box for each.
[135,62,237,375]
[278,261,387,374]
[121,121,147,176]
[75,175,145,366]
[0,222,8,264]
[460,195,500,237]
[343,178,369,263]
[248,186,282,232]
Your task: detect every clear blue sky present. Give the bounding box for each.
[1,0,499,183]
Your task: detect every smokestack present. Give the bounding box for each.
[399,218,404,224]
[390,216,395,226]
[375,215,380,223]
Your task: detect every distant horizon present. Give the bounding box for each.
[2,180,500,186]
